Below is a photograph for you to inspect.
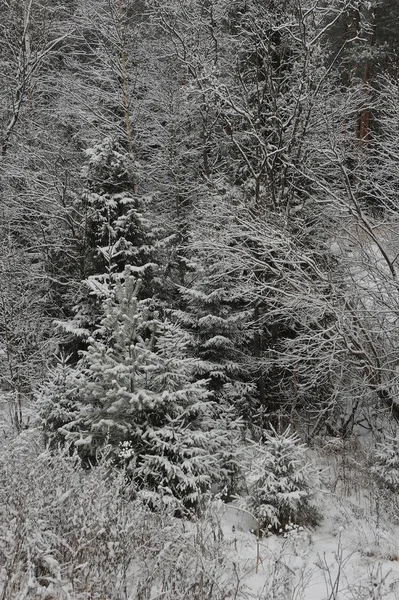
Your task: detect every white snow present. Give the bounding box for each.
[214,460,399,599]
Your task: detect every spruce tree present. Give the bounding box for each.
[41,270,241,510]
[246,427,320,531]
[58,137,156,352]
[176,208,256,419]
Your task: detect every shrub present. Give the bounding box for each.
[372,431,399,492]
[0,430,245,599]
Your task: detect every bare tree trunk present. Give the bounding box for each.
[117,0,134,162]
[359,7,377,141]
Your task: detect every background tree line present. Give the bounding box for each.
[1,0,399,508]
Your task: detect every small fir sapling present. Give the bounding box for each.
[246,427,320,532]
[36,353,81,449]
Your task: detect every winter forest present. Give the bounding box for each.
[3,0,399,598]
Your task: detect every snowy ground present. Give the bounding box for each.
[218,500,399,599]
[1,422,399,599]
[218,460,399,599]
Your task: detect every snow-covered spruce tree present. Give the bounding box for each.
[44,270,241,511]
[148,0,348,432]
[82,138,154,279]
[246,427,320,531]
[59,137,156,353]
[176,191,257,420]
[36,354,81,449]
[372,432,399,492]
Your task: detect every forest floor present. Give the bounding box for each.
[219,444,399,599]
[1,399,399,599]
[220,494,399,599]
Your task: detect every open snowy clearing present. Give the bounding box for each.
[219,491,399,599]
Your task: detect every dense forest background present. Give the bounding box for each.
[3,0,399,597]
[2,0,399,489]
[1,0,399,550]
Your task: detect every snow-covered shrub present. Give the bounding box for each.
[372,431,399,492]
[0,430,245,599]
[129,505,244,600]
[246,427,320,531]
[0,430,138,599]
